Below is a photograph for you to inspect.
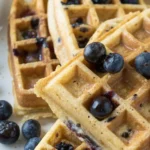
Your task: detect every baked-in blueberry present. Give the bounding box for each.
[31,18,39,29]
[55,142,74,150]
[103,53,124,73]
[84,42,106,64]
[24,137,41,150]
[78,38,89,48]
[61,0,81,5]
[72,18,83,28]
[0,100,12,120]
[0,121,20,144]
[22,30,37,39]
[135,52,150,79]
[121,0,138,4]
[25,50,42,63]
[90,96,114,120]
[22,119,41,140]
[92,0,112,4]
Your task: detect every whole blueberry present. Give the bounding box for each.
[90,96,114,120]
[92,0,112,4]
[24,137,41,150]
[0,121,20,144]
[135,52,150,79]
[22,119,41,140]
[121,0,138,4]
[84,42,106,64]
[0,100,12,120]
[103,53,124,73]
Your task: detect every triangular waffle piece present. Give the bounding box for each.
[35,10,150,149]
[48,0,149,65]
[8,0,59,119]
[35,119,99,150]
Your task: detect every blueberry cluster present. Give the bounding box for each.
[23,120,41,150]
[55,142,74,150]
[0,100,41,150]
[84,42,124,73]
[0,100,19,144]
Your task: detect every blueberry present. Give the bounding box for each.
[135,52,150,79]
[78,38,89,48]
[0,100,12,120]
[25,50,42,63]
[95,55,107,73]
[72,18,83,28]
[22,119,41,140]
[90,96,114,120]
[31,18,39,29]
[103,53,124,73]
[61,0,81,5]
[24,137,41,150]
[121,0,138,4]
[55,142,74,150]
[0,121,20,144]
[22,30,37,39]
[121,132,130,138]
[84,42,106,64]
[92,0,112,4]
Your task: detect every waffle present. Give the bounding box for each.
[35,9,150,150]
[8,0,59,118]
[35,119,93,150]
[48,0,150,65]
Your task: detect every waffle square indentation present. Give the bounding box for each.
[132,89,150,122]
[61,65,97,98]
[107,66,143,99]
[21,66,46,89]
[108,110,146,145]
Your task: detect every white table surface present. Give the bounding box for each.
[0,0,55,149]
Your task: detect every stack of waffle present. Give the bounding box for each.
[48,0,149,64]
[8,0,59,119]
[8,0,150,149]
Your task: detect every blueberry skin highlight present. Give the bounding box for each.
[22,119,41,140]
[24,137,41,150]
[0,121,20,144]
[90,96,114,120]
[0,100,12,120]
[84,42,106,64]
[135,52,150,79]
[103,53,124,73]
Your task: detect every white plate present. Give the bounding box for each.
[0,0,55,149]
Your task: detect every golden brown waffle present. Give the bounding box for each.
[48,0,150,65]
[35,119,92,150]
[8,0,59,118]
[35,9,150,149]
